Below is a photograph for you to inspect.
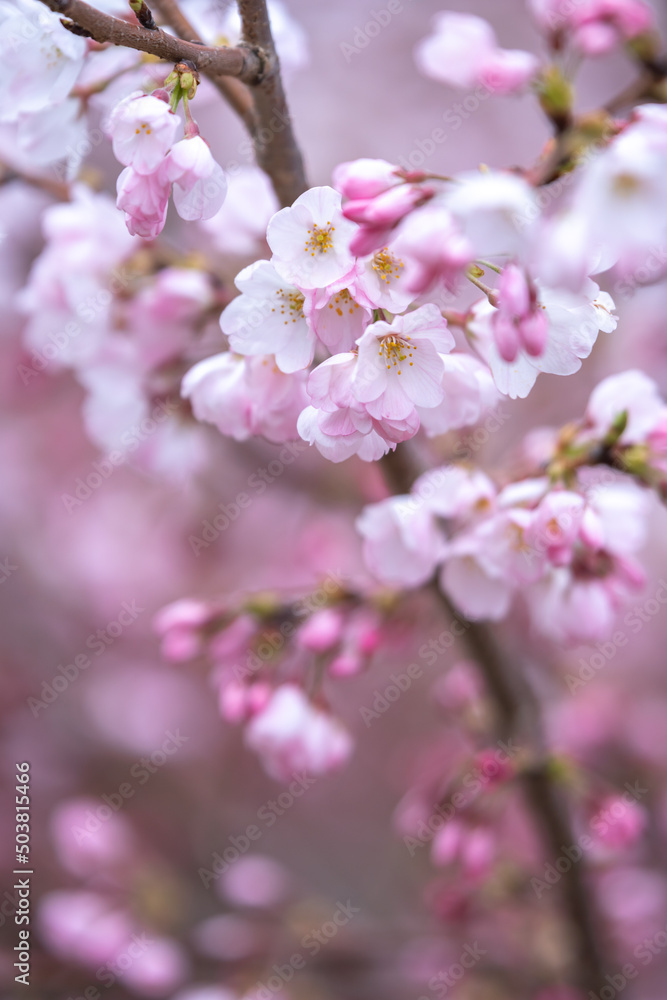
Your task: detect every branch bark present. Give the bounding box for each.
[38,0,308,207]
[379,446,607,996]
[237,0,307,206]
[39,0,264,82]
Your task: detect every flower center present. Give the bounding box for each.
[304,222,335,256]
[327,288,360,317]
[273,288,305,325]
[372,248,404,284]
[378,334,416,375]
[135,122,153,135]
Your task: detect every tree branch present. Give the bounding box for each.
[149,0,257,133]
[38,0,264,83]
[237,0,307,206]
[379,446,607,995]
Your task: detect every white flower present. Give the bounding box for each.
[220,260,314,373]
[166,135,227,221]
[107,92,180,175]
[267,186,358,290]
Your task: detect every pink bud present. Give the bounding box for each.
[297,607,344,652]
[332,158,401,200]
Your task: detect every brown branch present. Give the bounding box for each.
[150,0,257,132]
[379,446,607,996]
[237,0,307,206]
[38,0,264,83]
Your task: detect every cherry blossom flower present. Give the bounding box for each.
[569,110,667,275]
[531,0,655,54]
[116,164,171,239]
[181,352,309,443]
[166,134,228,221]
[468,281,617,399]
[416,353,499,437]
[107,92,180,174]
[344,184,434,257]
[245,684,353,781]
[584,369,667,444]
[220,259,315,373]
[332,158,402,200]
[415,12,539,95]
[351,246,417,314]
[390,203,473,293]
[0,0,86,121]
[267,185,358,290]
[352,305,455,420]
[297,399,420,463]
[492,263,548,362]
[303,279,370,354]
[356,495,446,587]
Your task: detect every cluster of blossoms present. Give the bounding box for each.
[181,164,619,463]
[108,86,227,239]
[357,367,667,645]
[153,586,387,780]
[17,185,224,479]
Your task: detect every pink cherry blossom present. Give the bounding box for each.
[356,495,446,587]
[181,352,309,443]
[492,263,548,362]
[107,92,179,174]
[573,0,655,54]
[303,279,370,354]
[352,305,455,420]
[416,353,499,437]
[351,246,417,314]
[0,0,86,121]
[585,369,667,444]
[245,684,353,781]
[297,399,419,463]
[267,185,358,290]
[415,12,539,95]
[388,203,473,293]
[345,184,434,257]
[116,163,171,239]
[469,281,617,399]
[220,259,314,373]
[332,157,402,200]
[166,134,228,221]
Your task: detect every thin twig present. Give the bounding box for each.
[379,446,607,995]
